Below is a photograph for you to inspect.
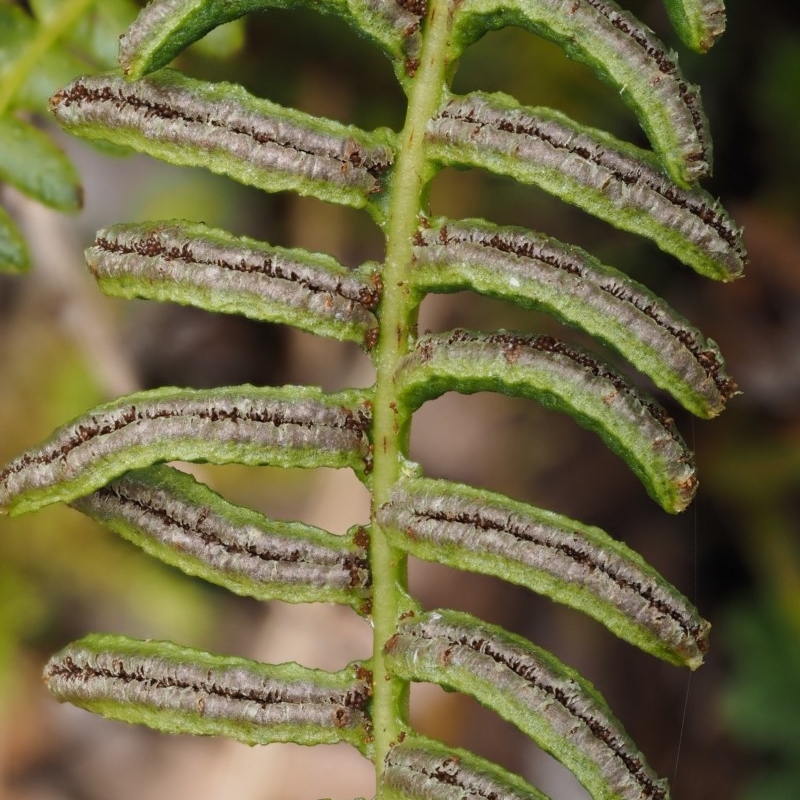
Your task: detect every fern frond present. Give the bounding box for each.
[72,465,371,609]
[384,735,551,800]
[0,385,372,515]
[86,221,381,346]
[426,92,745,280]
[395,329,696,512]
[386,608,669,800]
[1,1,746,798]
[378,476,709,667]
[50,70,396,213]
[45,634,372,749]
[116,0,426,84]
[451,0,711,185]
[411,216,737,417]
[663,0,726,52]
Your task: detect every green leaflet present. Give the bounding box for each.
[72,465,371,610]
[394,330,696,513]
[0,4,90,114]
[451,0,710,186]
[45,634,372,750]
[87,220,380,347]
[49,70,396,215]
[0,116,81,211]
[378,476,709,668]
[383,735,551,800]
[0,205,28,273]
[117,0,334,77]
[30,0,141,69]
[0,385,372,516]
[426,92,745,281]
[411,216,737,418]
[385,609,670,800]
[662,0,726,53]
[117,0,425,86]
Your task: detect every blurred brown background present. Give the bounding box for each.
[1,1,798,798]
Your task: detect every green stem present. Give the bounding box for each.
[369,0,452,784]
[0,0,96,116]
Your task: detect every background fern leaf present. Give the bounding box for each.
[0,0,139,271]
[0,204,28,273]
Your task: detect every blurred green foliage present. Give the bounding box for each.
[757,40,800,203]
[724,599,800,800]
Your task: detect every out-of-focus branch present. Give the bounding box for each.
[5,186,139,397]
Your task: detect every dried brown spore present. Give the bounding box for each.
[404,57,421,77]
[396,0,428,17]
